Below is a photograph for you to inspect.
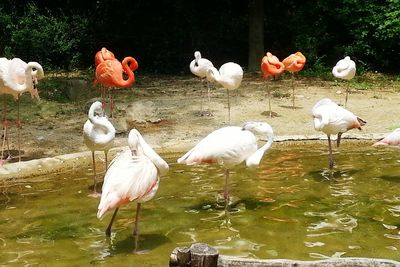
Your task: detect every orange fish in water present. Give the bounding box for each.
[261,52,285,79]
[282,51,306,73]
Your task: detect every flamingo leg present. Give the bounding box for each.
[17,95,21,162]
[337,132,343,147]
[268,88,272,118]
[227,89,231,123]
[105,151,108,170]
[291,75,295,109]
[109,89,114,118]
[133,202,141,253]
[328,135,334,169]
[199,79,204,113]
[207,80,211,106]
[1,97,10,160]
[90,151,99,197]
[101,86,106,112]
[224,169,230,210]
[105,207,119,237]
[344,82,350,108]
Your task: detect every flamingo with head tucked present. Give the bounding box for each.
[206,62,243,123]
[94,48,138,117]
[373,128,400,147]
[177,121,274,210]
[0,57,44,162]
[261,52,285,117]
[83,101,115,197]
[97,128,169,253]
[312,98,366,169]
[282,52,306,109]
[190,51,214,115]
[332,56,356,108]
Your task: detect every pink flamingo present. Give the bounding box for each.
[97,129,169,252]
[0,57,44,162]
[373,128,400,147]
[206,62,243,123]
[261,52,285,117]
[94,48,138,117]
[177,121,274,209]
[282,52,306,108]
[312,98,366,168]
[190,51,214,115]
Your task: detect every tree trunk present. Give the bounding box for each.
[248,0,264,72]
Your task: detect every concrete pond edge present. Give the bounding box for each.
[0,132,387,180]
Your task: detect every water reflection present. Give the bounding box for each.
[1,147,400,265]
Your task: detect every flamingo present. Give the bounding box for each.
[95,47,116,67]
[189,51,214,115]
[261,52,285,117]
[94,48,138,117]
[373,128,400,147]
[206,62,243,123]
[97,128,169,253]
[83,101,115,197]
[312,98,366,169]
[177,121,274,209]
[332,56,356,108]
[282,52,306,109]
[0,57,44,162]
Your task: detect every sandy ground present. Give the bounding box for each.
[3,73,400,162]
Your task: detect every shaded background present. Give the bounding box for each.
[0,0,399,74]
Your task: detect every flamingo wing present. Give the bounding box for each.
[98,149,158,219]
[178,126,257,167]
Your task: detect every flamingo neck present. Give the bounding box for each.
[118,57,137,87]
[245,132,274,168]
[206,67,220,83]
[134,129,169,175]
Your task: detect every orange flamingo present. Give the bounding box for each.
[282,52,306,109]
[261,52,285,117]
[94,49,138,117]
[95,47,116,67]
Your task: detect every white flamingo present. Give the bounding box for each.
[190,51,214,114]
[83,101,115,197]
[206,62,243,123]
[0,57,44,162]
[312,98,366,168]
[177,121,274,209]
[373,128,400,147]
[332,56,356,108]
[97,129,169,252]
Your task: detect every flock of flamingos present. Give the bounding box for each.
[0,48,399,252]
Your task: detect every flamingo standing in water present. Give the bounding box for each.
[312,98,366,169]
[94,47,138,117]
[97,129,169,253]
[332,56,356,108]
[206,62,243,123]
[177,121,274,209]
[282,52,306,109]
[373,128,400,147]
[0,57,44,162]
[261,52,285,117]
[190,51,214,115]
[83,101,115,197]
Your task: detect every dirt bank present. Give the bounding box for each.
[3,73,400,163]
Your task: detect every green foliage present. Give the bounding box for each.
[2,3,91,70]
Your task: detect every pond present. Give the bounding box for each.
[1,143,400,266]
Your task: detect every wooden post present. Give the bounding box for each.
[190,243,218,267]
[169,243,219,267]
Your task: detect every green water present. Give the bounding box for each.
[1,144,400,266]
